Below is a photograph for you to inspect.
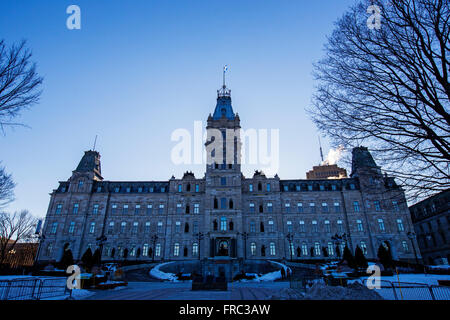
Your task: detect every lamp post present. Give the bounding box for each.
[286,233,294,262]
[407,231,420,265]
[96,235,107,262]
[151,234,158,262]
[193,232,205,260]
[240,232,249,260]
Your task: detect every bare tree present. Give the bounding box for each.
[0,39,43,131]
[0,164,15,208]
[0,210,38,266]
[309,0,449,202]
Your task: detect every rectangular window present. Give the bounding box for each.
[69,222,75,234]
[93,204,99,214]
[220,198,227,209]
[328,242,334,256]
[195,184,199,192]
[138,187,143,193]
[111,203,117,214]
[297,203,303,213]
[310,203,316,214]
[120,222,126,233]
[322,203,328,213]
[397,219,404,232]
[378,219,385,231]
[108,221,114,234]
[220,177,226,186]
[250,221,256,233]
[249,203,255,213]
[267,202,273,213]
[174,243,180,256]
[266,183,271,192]
[287,221,293,233]
[360,241,368,255]
[285,203,291,213]
[402,241,409,253]
[114,187,120,193]
[155,244,161,256]
[132,222,138,234]
[123,204,128,214]
[302,243,308,256]
[72,203,79,214]
[249,184,253,192]
[194,203,200,214]
[270,242,276,256]
[147,204,153,214]
[324,220,331,233]
[353,201,360,212]
[299,221,306,233]
[220,217,227,231]
[269,220,274,232]
[319,185,325,191]
[357,220,364,232]
[193,221,199,233]
[331,185,337,191]
[312,221,318,233]
[337,220,344,233]
[392,201,399,212]
[89,222,95,234]
[135,205,140,214]
[157,221,163,233]
[178,184,182,192]
[175,221,181,233]
[314,242,321,256]
[159,204,164,214]
[374,201,381,212]
[55,204,63,214]
[334,202,340,213]
[143,244,149,256]
[176,203,182,214]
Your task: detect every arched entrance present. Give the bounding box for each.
[218,240,229,256]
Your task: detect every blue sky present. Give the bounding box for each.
[0,0,357,218]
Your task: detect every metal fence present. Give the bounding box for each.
[290,277,450,300]
[0,277,71,300]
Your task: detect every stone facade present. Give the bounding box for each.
[36,85,420,264]
[409,190,450,265]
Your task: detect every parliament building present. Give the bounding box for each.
[37,83,420,265]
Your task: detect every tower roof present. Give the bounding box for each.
[212,88,235,120]
[75,150,103,180]
[350,146,379,177]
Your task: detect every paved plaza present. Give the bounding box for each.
[83,281,291,300]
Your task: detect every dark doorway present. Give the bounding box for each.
[218,240,229,256]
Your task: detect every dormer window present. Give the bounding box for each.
[114,187,120,193]
[249,184,253,192]
[78,180,84,189]
[138,187,143,193]
[126,187,131,193]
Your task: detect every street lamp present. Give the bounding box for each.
[286,233,294,262]
[407,231,420,265]
[96,235,107,261]
[150,234,158,262]
[239,232,249,260]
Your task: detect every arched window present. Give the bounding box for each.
[213,220,218,231]
[229,220,234,231]
[229,199,234,209]
[258,182,262,191]
[185,205,190,214]
[186,184,191,192]
[260,222,265,233]
[214,198,218,209]
[250,243,256,256]
[259,204,263,213]
[184,223,189,233]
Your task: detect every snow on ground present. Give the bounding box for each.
[42,289,95,300]
[149,262,179,281]
[427,265,450,270]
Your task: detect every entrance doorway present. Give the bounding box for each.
[217,240,229,256]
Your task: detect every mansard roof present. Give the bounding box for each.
[212,95,235,120]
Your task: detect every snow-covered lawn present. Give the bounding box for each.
[356,273,450,286]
